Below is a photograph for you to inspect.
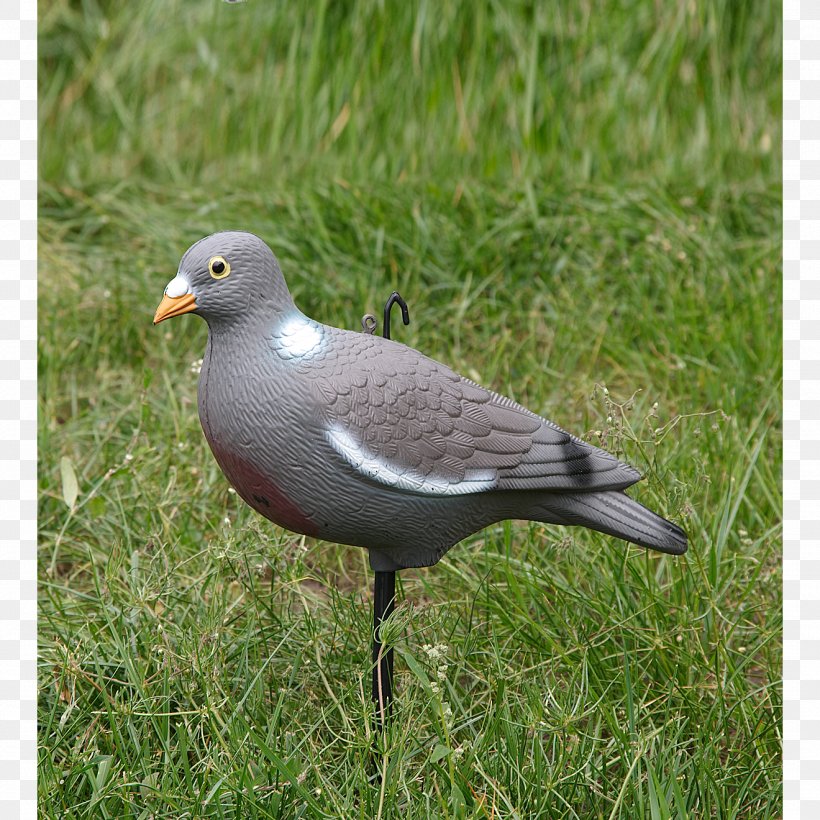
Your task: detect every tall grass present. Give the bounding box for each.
[40,0,778,187]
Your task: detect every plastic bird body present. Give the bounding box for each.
[154,232,687,570]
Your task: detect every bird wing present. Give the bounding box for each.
[294,327,640,497]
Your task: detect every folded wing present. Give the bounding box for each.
[300,328,641,497]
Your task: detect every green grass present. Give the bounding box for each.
[39,1,781,817]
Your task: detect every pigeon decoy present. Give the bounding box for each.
[154,231,686,568]
[154,231,687,719]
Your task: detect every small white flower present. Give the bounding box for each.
[124,453,133,462]
[228,487,236,494]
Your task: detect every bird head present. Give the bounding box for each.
[153,231,294,328]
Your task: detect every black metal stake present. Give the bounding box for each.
[372,569,396,731]
[363,291,409,733]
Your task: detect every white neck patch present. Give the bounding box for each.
[274,315,324,359]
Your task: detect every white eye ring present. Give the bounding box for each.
[209,256,230,279]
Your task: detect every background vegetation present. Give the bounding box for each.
[39,1,781,817]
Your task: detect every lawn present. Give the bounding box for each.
[38,1,781,817]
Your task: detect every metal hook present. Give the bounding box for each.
[361,292,411,340]
[382,292,410,341]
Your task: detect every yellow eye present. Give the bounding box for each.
[208,256,230,279]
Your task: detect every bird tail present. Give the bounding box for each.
[538,490,688,555]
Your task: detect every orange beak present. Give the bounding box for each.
[153,292,198,324]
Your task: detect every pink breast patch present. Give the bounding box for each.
[207,443,318,537]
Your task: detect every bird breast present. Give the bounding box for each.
[197,333,320,537]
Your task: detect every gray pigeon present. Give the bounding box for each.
[154,231,687,571]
